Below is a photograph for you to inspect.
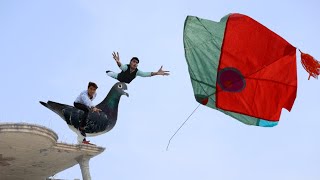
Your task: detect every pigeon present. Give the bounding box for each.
[40,82,128,144]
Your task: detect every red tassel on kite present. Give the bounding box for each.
[299,50,320,80]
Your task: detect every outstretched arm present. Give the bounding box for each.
[136,66,170,77]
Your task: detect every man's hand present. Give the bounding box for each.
[112,51,120,62]
[155,66,170,76]
[112,51,122,67]
[92,107,102,112]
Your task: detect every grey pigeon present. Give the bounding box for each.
[40,82,128,144]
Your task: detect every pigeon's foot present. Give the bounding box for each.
[82,140,95,145]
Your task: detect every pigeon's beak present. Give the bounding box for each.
[122,84,129,97]
[123,91,129,97]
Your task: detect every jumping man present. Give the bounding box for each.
[106,52,170,83]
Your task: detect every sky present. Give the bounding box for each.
[0,0,320,179]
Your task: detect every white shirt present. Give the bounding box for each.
[74,90,97,108]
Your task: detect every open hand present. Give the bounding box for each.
[156,66,170,76]
[112,52,120,62]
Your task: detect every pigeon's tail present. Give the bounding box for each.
[39,101,72,119]
[40,101,49,108]
[47,101,71,112]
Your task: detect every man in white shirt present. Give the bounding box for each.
[74,82,101,136]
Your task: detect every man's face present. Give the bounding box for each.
[88,86,97,97]
[130,59,139,69]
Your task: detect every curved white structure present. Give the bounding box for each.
[0,123,105,180]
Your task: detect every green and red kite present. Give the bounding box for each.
[183,13,319,127]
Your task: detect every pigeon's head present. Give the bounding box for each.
[112,82,129,97]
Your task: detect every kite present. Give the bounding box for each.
[183,13,319,127]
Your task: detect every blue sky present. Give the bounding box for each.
[1,0,320,179]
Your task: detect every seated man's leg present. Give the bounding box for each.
[74,102,90,130]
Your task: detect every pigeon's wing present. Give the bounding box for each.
[85,112,110,133]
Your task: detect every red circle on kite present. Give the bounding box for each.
[217,67,246,92]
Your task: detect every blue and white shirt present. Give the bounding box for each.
[74,90,97,108]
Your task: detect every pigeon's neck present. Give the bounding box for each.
[98,90,121,117]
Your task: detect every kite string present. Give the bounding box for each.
[166,53,216,151]
[166,103,201,151]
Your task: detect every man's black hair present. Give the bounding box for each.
[88,82,98,89]
[130,57,139,63]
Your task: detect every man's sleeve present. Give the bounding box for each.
[119,64,128,71]
[80,94,94,108]
[137,70,152,77]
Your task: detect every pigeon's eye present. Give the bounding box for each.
[118,84,123,88]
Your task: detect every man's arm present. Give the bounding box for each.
[112,51,128,71]
[137,66,170,77]
[137,70,152,77]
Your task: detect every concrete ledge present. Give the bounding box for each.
[0,123,105,180]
